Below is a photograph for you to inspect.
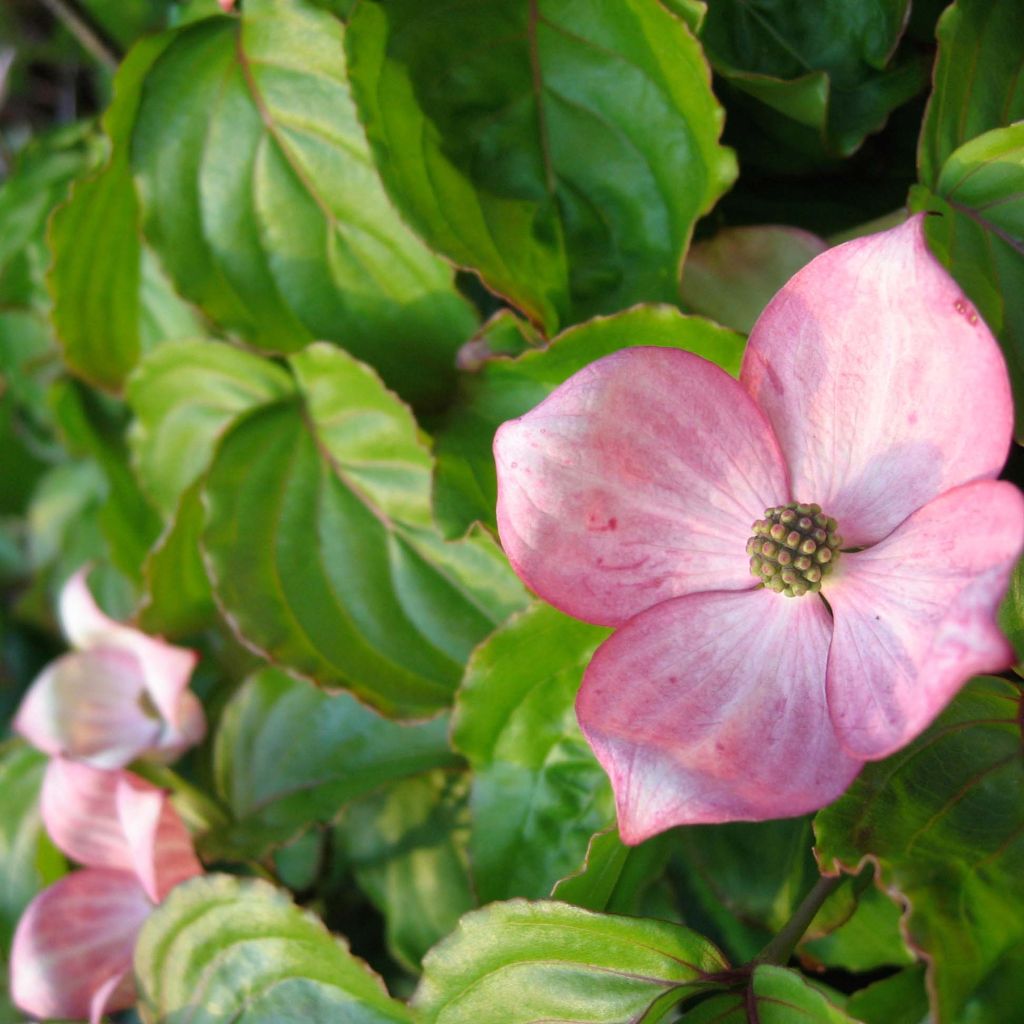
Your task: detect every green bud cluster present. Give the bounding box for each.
[746,502,842,598]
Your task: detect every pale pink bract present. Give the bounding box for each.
[10,760,202,1023]
[14,570,205,768]
[494,215,1024,844]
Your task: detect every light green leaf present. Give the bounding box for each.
[135,874,413,1022]
[452,602,613,903]
[130,0,476,411]
[910,123,1024,438]
[815,676,1024,1022]
[679,965,856,1022]
[339,772,474,973]
[433,305,744,537]
[203,343,527,718]
[413,900,728,1024]
[0,743,66,953]
[208,667,458,860]
[127,338,294,517]
[917,0,1024,188]
[346,0,736,334]
[845,966,929,1024]
[680,225,826,333]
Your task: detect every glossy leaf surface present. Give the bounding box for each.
[815,676,1024,1021]
[346,0,736,334]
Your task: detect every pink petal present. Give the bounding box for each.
[741,215,1013,546]
[9,869,150,1022]
[14,648,163,768]
[577,588,862,843]
[60,569,201,732]
[825,480,1024,759]
[117,776,202,902]
[494,348,790,627]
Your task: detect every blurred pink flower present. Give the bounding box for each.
[494,215,1024,843]
[10,759,202,1023]
[14,570,205,768]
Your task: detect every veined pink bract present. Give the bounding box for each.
[494,215,1024,843]
[10,760,202,1022]
[14,570,205,768]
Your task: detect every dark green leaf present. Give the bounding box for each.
[203,343,527,718]
[680,225,826,333]
[910,124,1024,438]
[678,965,856,1022]
[917,0,1024,188]
[700,0,928,157]
[127,339,294,517]
[413,900,728,1024]
[452,602,613,902]
[433,305,744,537]
[130,0,476,411]
[339,772,475,972]
[1000,553,1024,670]
[815,676,1024,1021]
[135,874,414,1022]
[346,0,736,334]
[208,667,458,860]
[551,828,673,917]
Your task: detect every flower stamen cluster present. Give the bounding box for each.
[747,502,842,597]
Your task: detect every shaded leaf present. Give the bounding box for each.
[917,0,1024,188]
[203,343,527,718]
[815,676,1024,1021]
[433,306,744,537]
[208,667,458,860]
[413,900,728,1024]
[346,0,736,334]
[452,602,613,902]
[135,874,413,1022]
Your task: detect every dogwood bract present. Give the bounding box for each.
[10,759,202,1022]
[494,215,1024,844]
[14,570,205,767]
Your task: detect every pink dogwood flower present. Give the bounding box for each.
[494,215,1024,844]
[10,759,202,1022]
[14,570,205,768]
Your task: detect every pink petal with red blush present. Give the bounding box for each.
[9,868,151,1023]
[577,588,862,843]
[825,480,1024,759]
[495,347,790,627]
[742,215,1012,547]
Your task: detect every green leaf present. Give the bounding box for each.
[551,828,673,917]
[0,743,66,953]
[433,305,744,537]
[208,667,459,860]
[413,900,728,1023]
[127,339,295,517]
[680,226,826,333]
[910,124,1024,439]
[48,36,188,393]
[1000,553,1024,669]
[918,0,1024,188]
[137,481,217,638]
[203,343,527,718]
[452,602,613,902]
[130,0,476,411]
[678,965,856,1022]
[339,772,475,973]
[668,818,820,963]
[845,965,929,1024]
[346,0,736,335]
[135,874,414,1022]
[700,0,929,157]
[815,676,1024,1022]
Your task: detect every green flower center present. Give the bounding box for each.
[746,502,842,598]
